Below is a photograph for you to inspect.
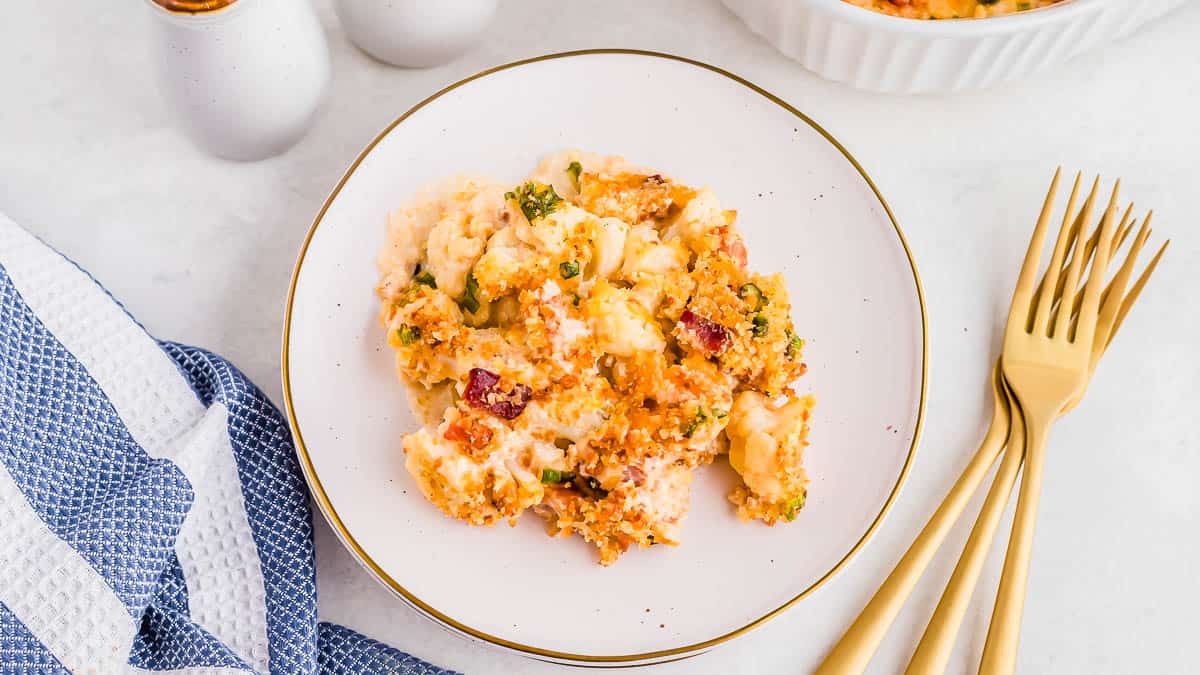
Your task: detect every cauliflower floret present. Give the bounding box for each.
[424,179,511,299]
[404,427,508,524]
[377,183,452,301]
[587,216,629,280]
[582,280,666,357]
[527,150,585,200]
[474,226,536,298]
[663,188,724,245]
[404,407,562,526]
[617,224,692,314]
[531,281,592,369]
[386,287,465,386]
[473,201,607,321]
[450,327,543,386]
[620,224,689,282]
[534,455,695,566]
[635,457,693,543]
[528,150,646,199]
[521,379,612,445]
[517,202,592,254]
[725,391,813,524]
[475,200,591,290]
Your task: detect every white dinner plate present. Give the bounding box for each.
[283,50,926,666]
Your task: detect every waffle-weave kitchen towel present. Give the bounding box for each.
[0,214,456,674]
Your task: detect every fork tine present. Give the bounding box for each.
[1049,176,1099,339]
[1052,185,1109,300]
[1045,183,1109,327]
[1096,211,1149,313]
[1010,168,1062,332]
[1032,173,1081,335]
[1094,216,1152,350]
[1072,180,1121,343]
[1111,205,1136,252]
[1068,212,1140,319]
[1107,238,1169,349]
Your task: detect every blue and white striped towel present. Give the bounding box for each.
[0,215,456,675]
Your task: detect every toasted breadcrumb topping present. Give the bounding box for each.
[377,150,814,564]
[844,0,1062,20]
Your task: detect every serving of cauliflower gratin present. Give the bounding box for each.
[376,151,814,565]
[844,0,1063,19]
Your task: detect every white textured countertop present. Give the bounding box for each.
[3,2,1198,673]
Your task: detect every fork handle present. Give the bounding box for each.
[904,406,1026,675]
[978,414,1053,675]
[814,407,1009,675]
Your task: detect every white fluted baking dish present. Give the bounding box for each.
[722,0,1184,94]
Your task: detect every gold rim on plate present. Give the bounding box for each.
[281,49,929,666]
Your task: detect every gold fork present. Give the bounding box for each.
[977,171,1126,674]
[904,175,1168,674]
[814,171,1166,675]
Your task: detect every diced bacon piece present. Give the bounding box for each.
[464,368,532,420]
[679,310,731,354]
[719,228,748,267]
[443,418,494,448]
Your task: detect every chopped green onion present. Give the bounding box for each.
[712,408,728,420]
[785,330,803,358]
[752,315,769,337]
[541,468,574,484]
[566,161,582,190]
[559,260,581,279]
[738,283,766,311]
[646,534,656,545]
[783,492,806,521]
[682,407,709,438]
[572,293,582,307]
[414,271,437,288]
[397,325,421,346]
[507,181,563,222]
[460,273,480,314]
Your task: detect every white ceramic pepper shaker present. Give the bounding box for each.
[145,0,330,161]
[333,0,498,68]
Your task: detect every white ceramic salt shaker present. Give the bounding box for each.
[145,0,330,161]
[333,0,498,68]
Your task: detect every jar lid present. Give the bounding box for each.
[151,0,238,12]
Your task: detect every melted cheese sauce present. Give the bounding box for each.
[377,150,815,564]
